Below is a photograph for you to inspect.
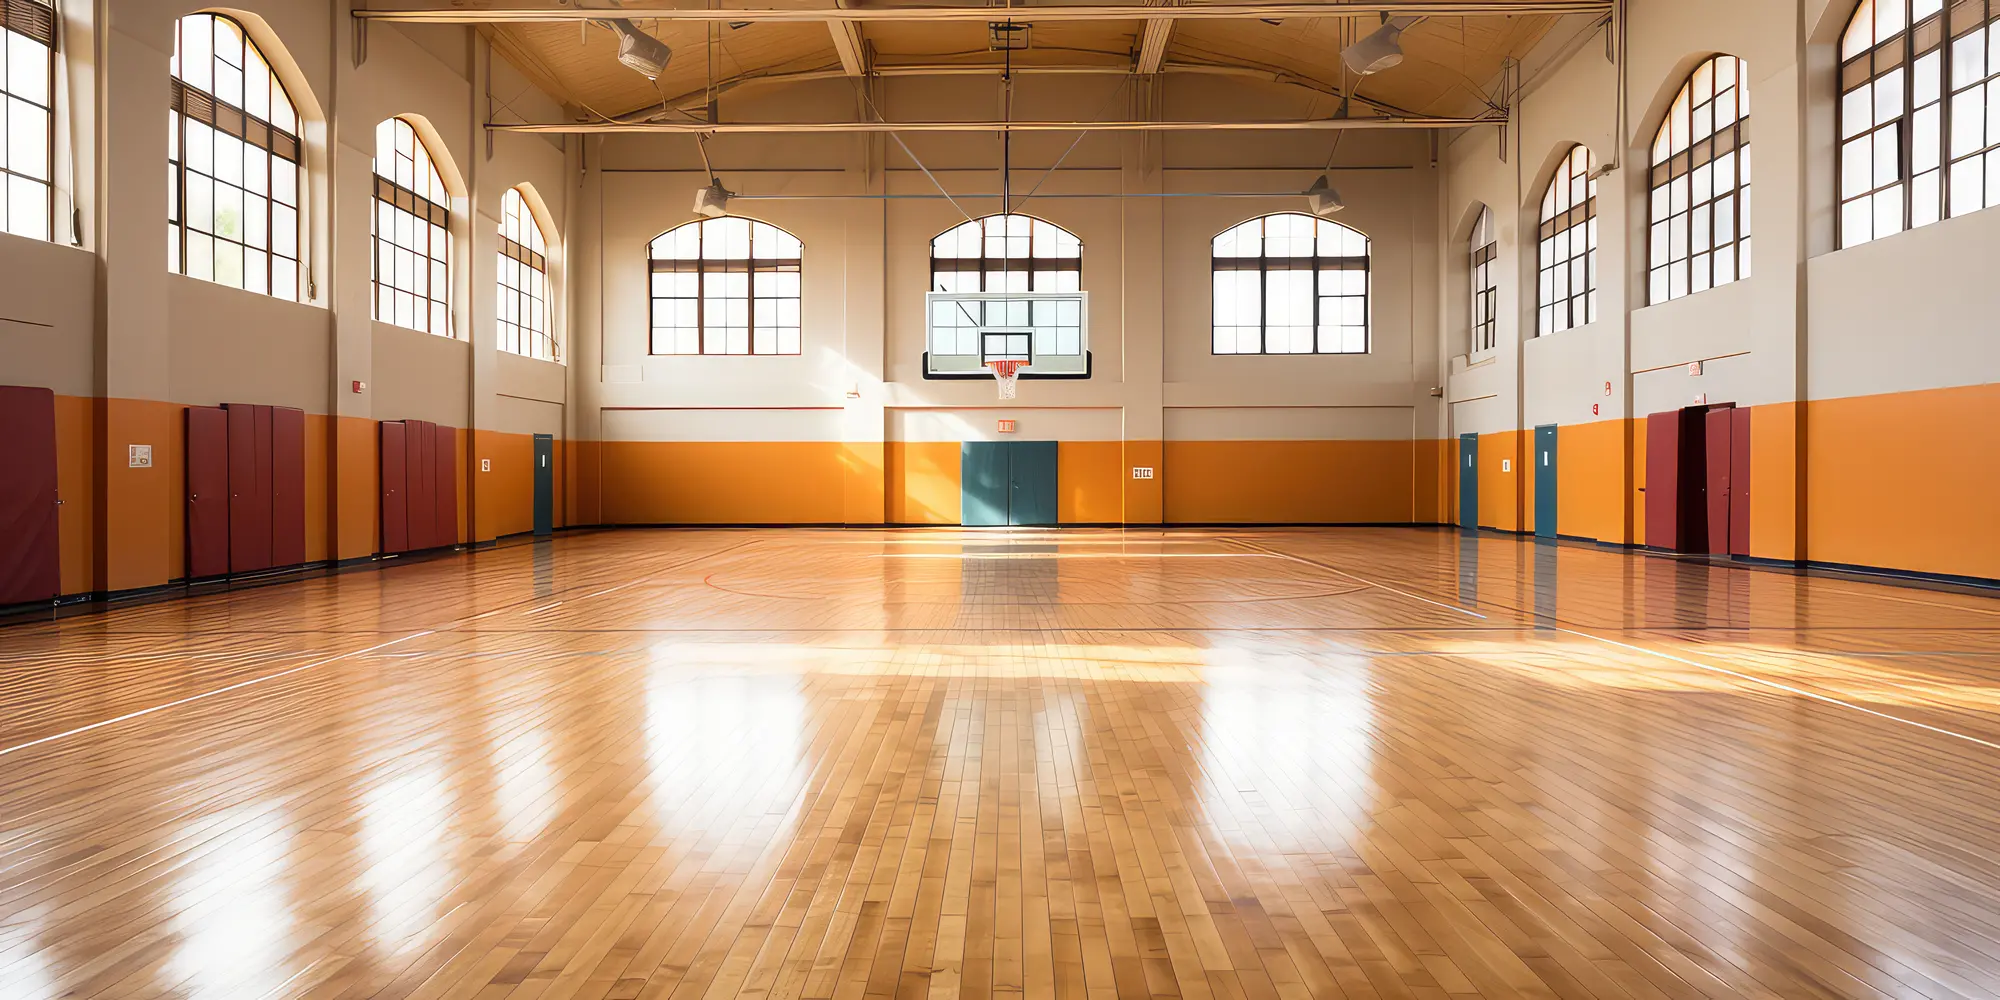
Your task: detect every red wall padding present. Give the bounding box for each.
[0,385,60,606]
[433,424,457,546]
[380,421,408,554]
[272,406,306,568]
[185,406,230,579]
[406,420,435,551]
[226,403,272,573]
[378,420,459,556]
[1643,411,1680,550]
[1705,407,1736,557]
[1730,407,1752,556]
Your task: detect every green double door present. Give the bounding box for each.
[961,441,1058,526]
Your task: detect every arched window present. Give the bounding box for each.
[373,117,451,335]
[169,13,302,299]
[648,217,801,355]
[1211,213,1369,355]
[931,214,1080,292]
[497,188,553,361]
[1,0,57,241]
[1840,0,1999,246]
[1539,145,1598,334]
[1469,206,1497,353]
[1649,55,1751,304]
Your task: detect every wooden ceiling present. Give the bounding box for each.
[477,4,1575,123]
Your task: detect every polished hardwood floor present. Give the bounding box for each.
[4,527,2000,1000]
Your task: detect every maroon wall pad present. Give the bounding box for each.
[1643,411,1679,550]
[0,385,61,606]
[433,424,457,547]
[272,406,306,568]
[226,403,269,573]
[185,406,230,580]
[380,421,408,554]
[406,420,435,550]
[253,405,275,568]
[1730,407,1753,556]
[1704,407,1734,557]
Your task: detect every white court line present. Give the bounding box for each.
[0,631,435,759]
[1555,628,2000,752]
[1232,539,1996,750]
[1228,539,1489,621]
[875,552,1279,559]
[0,538,768,759]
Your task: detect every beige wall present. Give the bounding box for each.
[572,72,1447,523]
[1438,0,2000,575]
[1,0,577,595]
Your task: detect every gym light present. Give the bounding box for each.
[602,18,672,79]
[693,178,735,217]
[1305,175,1344,217]
[1340,15,1420,76]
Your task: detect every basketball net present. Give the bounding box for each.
[987,358,1027,399]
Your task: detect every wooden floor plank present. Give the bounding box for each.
[2,528,1999,999]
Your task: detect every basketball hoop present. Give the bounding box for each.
[987,358,1027,399]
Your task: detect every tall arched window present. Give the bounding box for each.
[1,0,57,241]
[1469,206,1497,353]
[497,188,553,361]
[1539,145,1598,334]
[931,214,1080,292]
[648,217,802,355]
[373,117,451,335]
[1840,0,1999,247]
[169,13,303,299]
[1649,55,1751,304]
[1212,213,1369,355]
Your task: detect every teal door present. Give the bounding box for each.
[961,441,1059,526]
[1007,441,1058,526]
[533,434,555,536]
[1458,433,1479,530]
[961,442,1011,526]
[1534,424,1558,539]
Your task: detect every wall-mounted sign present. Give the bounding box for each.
[1132,467,1155,479]
[997,419,1016,433]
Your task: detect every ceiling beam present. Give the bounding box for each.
[828,21,867,76]
[1135,18,1173,74]
[488,114,1504,133]
[355,1,1610,24]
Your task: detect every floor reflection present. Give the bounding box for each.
[4,527,2000,999]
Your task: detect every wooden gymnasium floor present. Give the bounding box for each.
[4,528,2000,1000]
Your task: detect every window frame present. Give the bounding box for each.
[497,187,555,362]
[0,0,58,242]
[371,117,453,337]
[929,213,1081,293]
[1839,0,2000,246]
[647,217,803,356]
[167,12,304,300]
[1648,54,1752,305]
[1537,145,1598,335]
[1469,207,1497,354]
[1209,212,1371,356]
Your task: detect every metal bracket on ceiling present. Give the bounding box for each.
[353,12,368,68]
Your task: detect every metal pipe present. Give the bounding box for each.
[489,115,1505,134]
[355,0,1611,24]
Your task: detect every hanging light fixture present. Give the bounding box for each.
[597,18,673,80]
[1304,175,1344,217]
[1341,14,1421,76]
[691,133,734,217]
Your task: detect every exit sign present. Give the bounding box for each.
[997,419,1016,433]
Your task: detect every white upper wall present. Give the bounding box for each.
[1440,0,2000,438]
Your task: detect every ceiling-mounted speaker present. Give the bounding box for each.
[604,18,672,79]
[1341,15,1421,76]
[1305,175,1344,217]
[693,179,735,218]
